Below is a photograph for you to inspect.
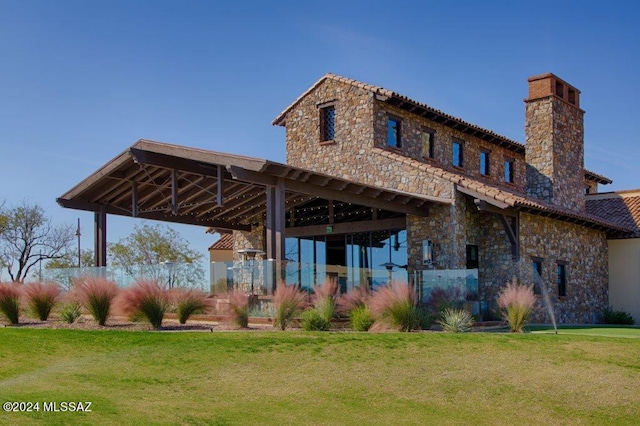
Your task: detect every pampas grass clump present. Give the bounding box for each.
[0,282,22,325]
[118,280,169,330]
[73,277,119,326]
[369,282,420,332]
[273,282,307,330]
[224,290,250,328]
[497,280,536,332]
[24,282,61,321]
[172,288,210,324]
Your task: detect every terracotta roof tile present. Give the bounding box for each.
[586,192,640,238]
[209,233,234,251]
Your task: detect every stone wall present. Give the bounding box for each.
[519,212,608,323]
[525,96,586,211]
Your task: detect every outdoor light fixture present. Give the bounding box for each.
[422,239,434,266]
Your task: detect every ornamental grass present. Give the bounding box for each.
[24,281,61,321]
[369,282,420,332]
[438,308,474,333]
[224,290,250,328]
[117,280,169,330]
[273,282,307,330]
[73,276,119,326]
[497,280,536,332]
[171,288,210,324]
[0,282,22,325]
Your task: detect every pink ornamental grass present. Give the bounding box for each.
[23,281,62,321]
[223,290,250,328]
[170,288,210,324]
[368,282,419,332]
[497,280,536,332]
[0,282,22,325]
[117,280,169,329]
[73,276,119,326]
[273,282,307,330]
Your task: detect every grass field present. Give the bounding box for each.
[1,328,639,425]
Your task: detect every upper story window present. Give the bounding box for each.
[421,128,435,159]
[557,261,567,297]
[320,105,335,142]
[505,158,515,183]
[387,116,401,148]
[480,151,490,176]
[452,140,464,168]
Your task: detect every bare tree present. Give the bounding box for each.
[0,202,75,282]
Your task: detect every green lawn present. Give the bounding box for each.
[1,328,639,425]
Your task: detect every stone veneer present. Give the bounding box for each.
[525,90,586,212]
[270,74,610,323]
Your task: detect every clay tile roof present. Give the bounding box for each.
[586,191,640,238]
[209,233,234,251]
[372,147,633,236]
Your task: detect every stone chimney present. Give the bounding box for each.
[525,73,585,211]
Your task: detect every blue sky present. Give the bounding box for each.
[1,0,639,263]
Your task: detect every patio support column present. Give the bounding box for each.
[266,178,286,284]
[94,206,107,267]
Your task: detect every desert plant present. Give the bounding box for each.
[336,285,370,316]
[312,278,339,322]
[172,288,210,324]
[368,282,420,332]
[59,301,81,324]
[497,280,536,332]
[602,306,635,325]
[24,282,61,321]
[301,308,330,331]
[118,280,169,329]
[273,282,307,330]
[438,308,474,332]
[0,282,22,325]
[225,290,250,328]
[73,277,119,326]
[349,305,375,331]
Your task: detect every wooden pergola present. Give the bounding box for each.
[57,139,451,267]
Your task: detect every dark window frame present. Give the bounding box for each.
[556,261,567,297]
[387,115,402,148]
[452,139,464,168]
[480,150,490,176]
[504,157,515,183]
[319,103,336,143]
[421,127,435,159]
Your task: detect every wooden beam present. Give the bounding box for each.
[286,217,406,238]
[171,169,178,215]
[131,181,138,217]
[499,213,519,258]
[217,165,224,207]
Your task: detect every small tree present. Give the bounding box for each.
[109,224,204,288]
[0,202,75,282]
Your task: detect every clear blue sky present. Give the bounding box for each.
[1,0,639,263]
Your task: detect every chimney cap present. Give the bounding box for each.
[526,72,580,107]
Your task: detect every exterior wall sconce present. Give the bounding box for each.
[422,239,434,267]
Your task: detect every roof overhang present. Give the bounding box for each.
[58,139,450,231]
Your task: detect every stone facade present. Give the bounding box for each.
[265,73,613,323]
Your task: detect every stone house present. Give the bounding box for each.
[268,72,633,323]
[57,72,637,324]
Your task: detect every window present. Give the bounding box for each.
[568,88,576,105]
[557,262,567,297]
[532,258,543,295]
[421,128,435,159]
[387,117,401,148]
[505,158,515,183]
[452,140,463,167]
[320,105,335,142]
[555,81,564,98]
[480,151,490,176]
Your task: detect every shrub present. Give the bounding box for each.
[336,285,370,316]
[438,308,474,333]
[24,282,61,321]
[118,281,169,330]
[497,280,536,332]
[349,305,375,331]
[172,288,210,324]
[602,306,635,325]
[311,278,338,323]
[301,308,330,331]
[73,277,119,326]
[224,290,250,328]
[59,301,82,324]
[273,282,307,330]
[368,282,420,332]
[0,282,22,325]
